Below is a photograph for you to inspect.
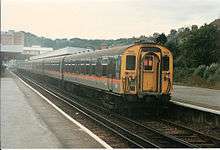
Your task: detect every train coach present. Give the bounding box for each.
[17,42,173,109]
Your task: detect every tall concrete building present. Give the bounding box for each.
[1,30,24,45]
[1,30,25,63]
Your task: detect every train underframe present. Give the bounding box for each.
[16,69,170,113]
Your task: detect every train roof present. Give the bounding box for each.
[65,45,132,61]
[30,47,93,60]
[28,42,169,62]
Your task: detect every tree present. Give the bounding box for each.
[191,25,198,31]
[170,29,177,36]
[156,33,167,44]
[181,24,218,67]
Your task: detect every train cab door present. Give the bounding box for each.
[140,52,160,92]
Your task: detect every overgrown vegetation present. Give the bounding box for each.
[165,24,220,89]
[175,64,220,89]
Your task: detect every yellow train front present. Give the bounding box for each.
[120,42,173,102]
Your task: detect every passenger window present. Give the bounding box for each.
[86,65,89,75]
[75,64,79,73]
[96,60,102,76]
[102,65,107,76]
[126,55,136,70]
[143,56,153,71]
[91,64,96,75]
[163,56,169,71]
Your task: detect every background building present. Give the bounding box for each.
[1,30,25,63]
[1,30,24,45]
[1,30,53,64]
[23,45,53,55]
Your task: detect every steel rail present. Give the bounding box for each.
[160,119,220,147]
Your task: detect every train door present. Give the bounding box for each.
[140,52,160,92]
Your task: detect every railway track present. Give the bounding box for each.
[89,100,220,148]
[138,118,220,148]
[16,73,155,148]
[15,72,220,148]
[81,98,220,148]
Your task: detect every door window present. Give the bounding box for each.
[143,56,153,71]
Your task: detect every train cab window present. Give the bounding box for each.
[126,55,136,70]
[143,56,153,71]
[162,56,169,71]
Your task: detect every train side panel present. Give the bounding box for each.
[62,55,122,94]
[43,57,62,80]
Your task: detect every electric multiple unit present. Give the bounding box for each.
[17,42,173,108]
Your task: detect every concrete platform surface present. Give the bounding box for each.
[172,85,220,113]
[1,76,105,148]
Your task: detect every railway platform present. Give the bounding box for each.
[172,85,220,115]
[1,72,109,148]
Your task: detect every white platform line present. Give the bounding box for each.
[13,73,112,149]
[170,100,220,115]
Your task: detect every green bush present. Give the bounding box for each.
[174,64,220,89]
[193,65,206,78]
[207,67,220,83]
[174,67,195,82]
[203,63,219,79]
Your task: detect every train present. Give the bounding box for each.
[16,42,173,110]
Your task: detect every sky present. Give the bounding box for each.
[2,0,220,39]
